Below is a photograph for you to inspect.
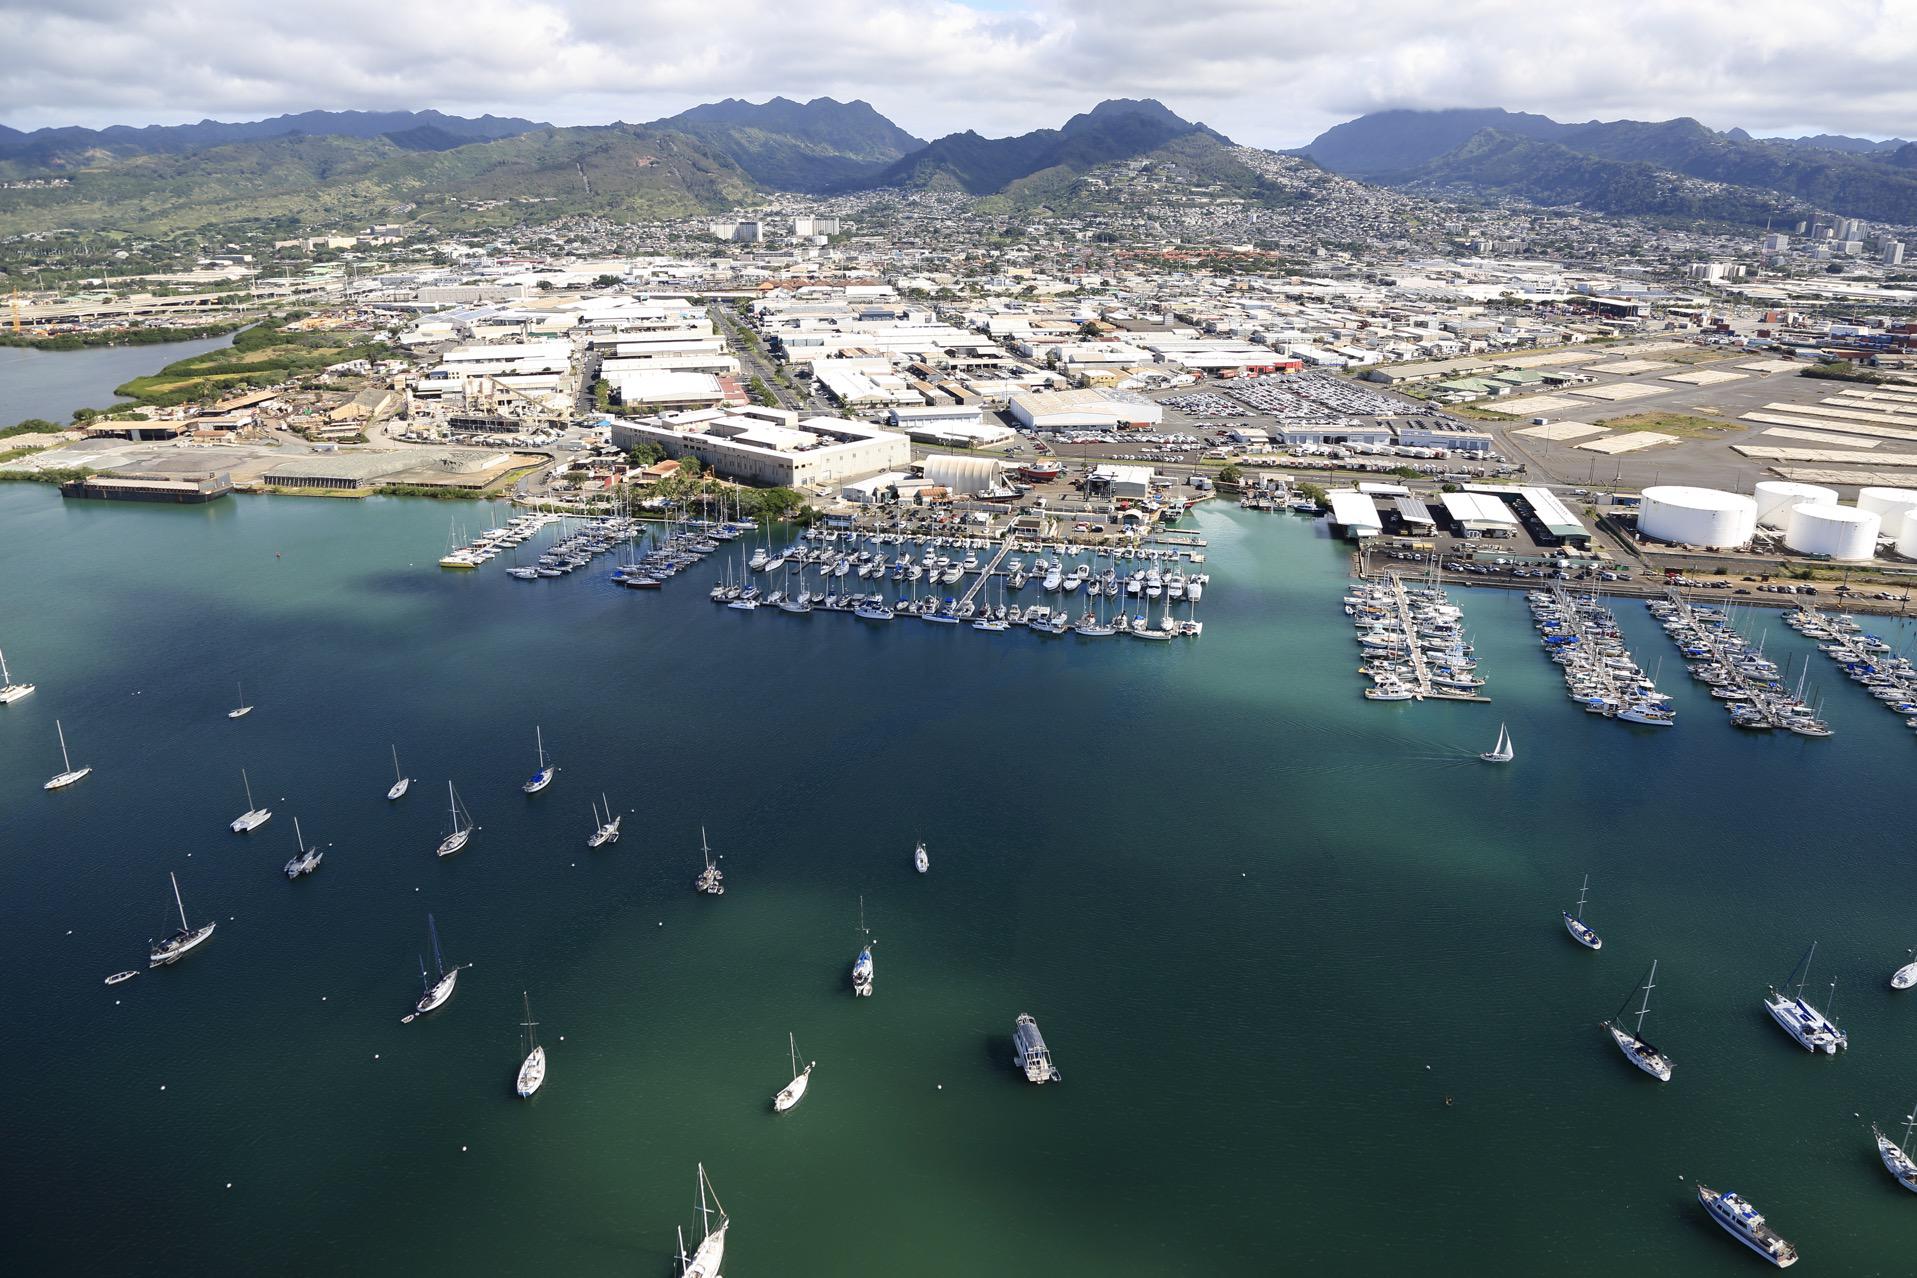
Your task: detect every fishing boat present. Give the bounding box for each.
[1013,1013,1061,1083]
[282,816,323,879]
[229,768,272,833]
[1873,1107,1917,1192]
[516,992,546,1098]
[588,794,621,848]
[1601,960,1672,1082]
[1764,943,1847,1053]
[1480,721,1514,763]
[676,1164,728,1278]
[1892,949,1917,990]
[104,970,139,986]
[914,840,929,874]
[695,826,724,895]
[42,719,91,790]
[148,872,217,967]
[1696,1184,1798,1267]
[772,1032,813,1113]
[386,745,411,801]
[227,680,253,719]
[522,726,557,794]
[0,646,37,704]
[852,896,874,997]
[436,781,476,857]
[1562,875,1601,950]
[408,914,460,1019]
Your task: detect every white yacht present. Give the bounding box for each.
[230,768,272,833]
[588,793,621,848]
[148,872,216,967]
[1479,722,1514,763]
[1014,1013,1061,1084]
[1764,943,1847,1054]
[851,896,874,997]
[436,781,475,857]
[386,745,411,801]
[0,646,36,704]
[1562,875,1601,950]
[1601,960,1672,1082]
[677,1165,728,1278]
[1874,1108,1917,1192]
[914,840,929,874]
[695,826,724,895]
[227,680,253,719]
[283,816,323,879]
[772,1032,813,1113]
[1697,1184,1798,1267]
[408,914,459,1019]
[43,719,91,790]
[1892,949,1917,990]
[516,992,547,1098]
[522,726,557,794]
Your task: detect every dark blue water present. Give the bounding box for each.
[0,330,235,424]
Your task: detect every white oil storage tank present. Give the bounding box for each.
[1754,480,1838,530]
[1899,515,1917,560]
[1784,503,1880,560]
[1857,486,1917,540]
[1638,486,1758,548]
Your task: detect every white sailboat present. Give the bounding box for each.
[386,745,411,801]
[227,680,253,719]
[229,768,272,832]
[1562,874,1601,950]
[588,793,622,848]
[1891,948,1917,991]
[405,913,461,1020]
[283,816,324,878]
[1479,721,1514,763]
[1601,960,1673,1082]
[1873,1105,1917,1192]
[677,1164,728,1278]
[516,991,547,1098]
[772,1032,813,1113]
[851,896,874,997]
[148,871,216,967]
[914,839,929,874]
[436,781,475,857]
[521,725,557,794]
[42,719,91,790]
[0,646,36,704]
[694,826,724,894]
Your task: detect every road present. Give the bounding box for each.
[708,303,804,412]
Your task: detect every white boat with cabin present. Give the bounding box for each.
[772,1032,813,1113]
[588,793,621,848]
[1563,875,1601,950]
[227,680,253,719]
[1601,960,1672,1082]
[283,816,323,878]
[230,768,272,833]
[148,871,216,967]
[0,646,37,704]
[1480,722,1514,763]
[1696,1184,1798,1267]
[914,840,929,874]
[386,745,411,801]
[1764,942,1847,1053]
[677,1164,728,1278]
[522,725,557,794]
[43,719,91,790]
[409,914,460,1018]
[436,781,475,857]
[516,991,546,1097]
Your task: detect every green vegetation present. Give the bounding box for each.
[112,313,391,406]
[0,418,67,440]
[747,376,779,407]
[1216,463,1243,487]
[591,377,613,413]
[1296,481,1328,505]
[1597,411,1735,438]
[0,466,91,485]
[627,441,666,466]
[0,321,245,351]
[374,484,485,500]
[1801,362,1887,385]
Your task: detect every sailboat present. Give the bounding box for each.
[436,781,475,857]
[0,646,36,704]
[1601,960,1673,1081]
[1891,948,1917,991]
[148,871,216,967]
[522,725,557,794]
[1873,1105,1917,1192]
[588,794,621,848]
[1562,874,1601,950]
[851,896,874,997]
[405,913,461,1020]
[1479,721,1514,763]
[42,719,91,790]
[227,680,253,719]
[676,1164,728,1278]
[516,991,547,1098]
[694,826,724,894]
[229,768,272,833]
[1764,942,1848,1053]
[772,1032,814,1113]
[914,839,929,874]
[283,816,324,878]
[386,745,411,801]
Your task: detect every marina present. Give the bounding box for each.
[1346,571,1491,701]
[1785,606,1917,732]
[1528,586,1675,724]
[1649,593,1833,734]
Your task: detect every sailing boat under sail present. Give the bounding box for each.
[676,1164,728,1278]
[229,768,272,832]
[436,781,476,857]
[405,913,461,1021]
[42,719,91,790]
[1479,721,1514,763]
[1601,960,1673,1082]
[516,991,546,1098]
[0,646,36,704]
[386,745,411,801]
[227,680,253,719]
[772,1032,813,1113]
[148,872,216,967]
[521,725,557,794]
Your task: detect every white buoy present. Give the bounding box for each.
[461,1145,468,1152]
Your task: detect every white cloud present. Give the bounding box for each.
[1,0,1914,146]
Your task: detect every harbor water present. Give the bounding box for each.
[3,484,1917,1275]
[0,330,237,425]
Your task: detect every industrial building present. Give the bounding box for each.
[1439,491,1520,537]
[609,407,910,489]
[607,371,731,412]
[1325,489,1383,539]
[1086,464,1155,500]
[921,454,1012,499]
[1008,387,1164,430]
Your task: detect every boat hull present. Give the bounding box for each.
[416,969,459,1015]
[436,829,471,858]
[44,766,92,791]
[522,767,556,794]
[387,778,410,801]
[230,808,271,833]
[149,922,216,968]
[1605,1023,1672,1081]
[774,1067,811,1112]
[517,1046,546,1097]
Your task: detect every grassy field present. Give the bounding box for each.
[1594,410,1737,438]
[113,314,389,406]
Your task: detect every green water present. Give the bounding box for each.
[3,486,1916,1276]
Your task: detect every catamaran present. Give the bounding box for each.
[436,781,475,857]
[516,991,546,1098]
[588,794,621,848]
[695,826,724,894]
[676,1164,728,1278]
[148,871,216,967]
[0,646,36,704]
[1873,1105,1917,1192]
[914,839,929,874]
[1562,874,1601,950]
[522,726,557,794]
[386,745,411,801]
[1601,960,1672,1082]
[42,719,91,790]
[230,768,272,833]
[1892,948,1917,991]
[1764,942,1847,1053]
[283,816,324,879]
[406,914,460,1020]
[1480,721,1514,763]
[772,1032,813,1113]
[227,680,253,719]
[851,896,874,997]
[1697,1184,1798,1267]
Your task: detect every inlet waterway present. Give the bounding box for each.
[3,484,1915,1275]
[0,330,236,424]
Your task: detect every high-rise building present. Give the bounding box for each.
[1885,241,1906,266]
[1762,232,1789,254]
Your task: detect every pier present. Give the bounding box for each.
[1348,572,1491,703]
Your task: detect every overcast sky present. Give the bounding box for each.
[5,0,1915,145]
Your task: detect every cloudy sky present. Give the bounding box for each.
[5,0,1914,145]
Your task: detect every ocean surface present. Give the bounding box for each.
[3,485,1916,1276]
[0,330,236,424]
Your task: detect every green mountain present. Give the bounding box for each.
[650,96,922,191]
[1301,107,1570,178]
[0,109,544,169]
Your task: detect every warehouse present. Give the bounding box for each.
[1466,484,1591,547]
[921,454,1013,498]
[610,407,910,488]
[1439,491,1521,537]
[1008,387,1164,430]
[1325,489,1384,539]
[606,371,730,412]
[1087,464,1155,500]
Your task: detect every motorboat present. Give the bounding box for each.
[1696,1184,1798,1268]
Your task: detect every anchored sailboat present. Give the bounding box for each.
[405,913,461,1020]
[436,781,476,857]
[230,767,272,833]
[0,646,36,704]
[1601,960,1672,1082]
[1892,948,1917,991]
[588,793,621,848]
[694,826,724,894]
[772,1032,813,1113]
[42,719,91,790]
[1480,721,1514,763]
[1562,874,1602,950]
[148,871,216,967]
[516,991,546,1098]
[1764,942,1847,1053]
[522,725,557,794]
[386,745,411,801]
[851,896,874,997]
[227,680,253,719]
[1873,1105,1917,1192]
[283,816,324,879]
[676,1165,728,1278]
[914,839,929,874]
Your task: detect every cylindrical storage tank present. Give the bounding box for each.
[1784,502,1880,561]
[1899,516,1917,560]
[1754,480,1838,530]
[1857,486,1917,540]
[1639,486,1758,548]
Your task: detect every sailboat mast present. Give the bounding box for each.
[1635,960,1657,1036]
[392,745,402,783]
[429,914,445,977]
[242,768,254,810]
[57,719,71,770]
[1576,874,1589,923]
